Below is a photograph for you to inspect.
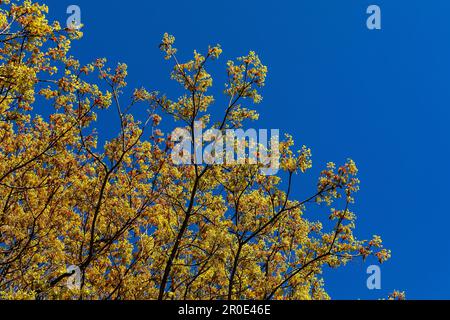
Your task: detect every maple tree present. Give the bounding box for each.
[0,0,392,300]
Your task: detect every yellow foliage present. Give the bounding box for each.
[0,0,390,300]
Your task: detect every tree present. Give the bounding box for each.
[0,0,391,300]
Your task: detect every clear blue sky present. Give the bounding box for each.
[44,0,450,299]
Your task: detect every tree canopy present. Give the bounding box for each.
[0,0,392,300]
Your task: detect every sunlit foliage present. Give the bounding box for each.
[0,0,390,300]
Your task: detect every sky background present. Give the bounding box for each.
[43,0,450,300]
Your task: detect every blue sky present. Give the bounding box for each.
[43,0,450,299]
